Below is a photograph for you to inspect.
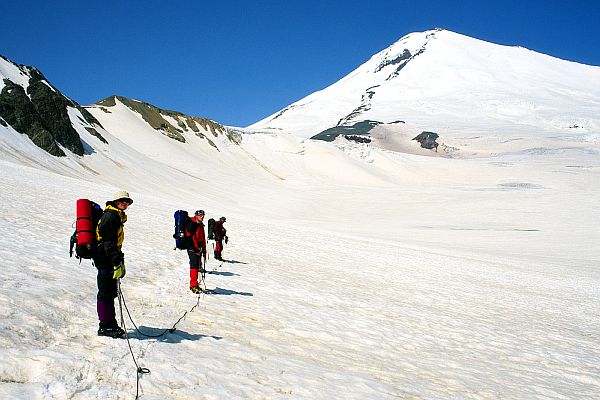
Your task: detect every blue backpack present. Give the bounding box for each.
[173,210,190,250]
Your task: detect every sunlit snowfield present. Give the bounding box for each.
[1,121,599,399]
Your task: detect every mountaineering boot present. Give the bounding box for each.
[97,300,123,337]
[98,325,126,338]
[190,285,201,294]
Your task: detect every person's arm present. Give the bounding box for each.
[185,220,199,252]
[98,213,123,265]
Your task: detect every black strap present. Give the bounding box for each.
[69,231,76,258]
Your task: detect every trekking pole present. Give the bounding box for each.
[200,251,207,290]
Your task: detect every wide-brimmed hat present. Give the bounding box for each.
[113,190,133,205]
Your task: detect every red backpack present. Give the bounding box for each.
[70,199,103,260]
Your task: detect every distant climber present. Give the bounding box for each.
[213,217,228,261]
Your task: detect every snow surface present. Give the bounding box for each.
[1,32,600,399]
[2,115,600,399]
[0,56,33,92]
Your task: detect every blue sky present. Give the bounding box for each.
[2,0,599,127]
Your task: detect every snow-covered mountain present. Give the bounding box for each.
[0,54,108,157]
[0,54,243,162]
[248,29,600,145]
[0,53,423,222]
[0,54,268,208]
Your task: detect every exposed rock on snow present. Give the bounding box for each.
[412,131,439,150]
[311,120,382,141]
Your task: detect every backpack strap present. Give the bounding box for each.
[69,231,76,258]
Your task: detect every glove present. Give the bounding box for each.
[224,236,229,244]
[113,262,126,279]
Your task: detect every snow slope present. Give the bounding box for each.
[0,55,32,91]
[249,29,600,140]
[2,117,600,398]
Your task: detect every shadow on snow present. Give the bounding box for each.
[207,270,239,276]
[221,259,248,265]
[209,286,253,296]
[128,326,223,343]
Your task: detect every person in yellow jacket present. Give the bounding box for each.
[92,191,132,338]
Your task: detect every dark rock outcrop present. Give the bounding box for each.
[311,120,382,142]
[412,131,439,150]
[0,57,107,156]
[95,96,229,148]
[375,49,412,73]
[0,78,71,156]
[344,135,371,143]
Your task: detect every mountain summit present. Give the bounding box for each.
[248,29,600,139]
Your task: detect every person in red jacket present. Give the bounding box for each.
[213,216,227,261]
[185,210,207,294]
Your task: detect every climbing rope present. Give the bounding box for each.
[116,279,203,399]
